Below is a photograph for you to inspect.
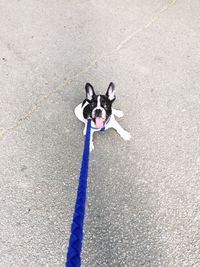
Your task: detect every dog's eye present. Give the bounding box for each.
[101,100,107,109]
[91,102,96,108]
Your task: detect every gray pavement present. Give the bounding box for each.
[0,0,200,266]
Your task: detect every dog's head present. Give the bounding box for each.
[83,82,116,128]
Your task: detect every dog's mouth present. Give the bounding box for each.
[94,117,106,128]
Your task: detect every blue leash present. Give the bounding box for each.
[66,119,91,267]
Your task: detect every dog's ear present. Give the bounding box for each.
[85,83,95,101]
[106,82,116,102]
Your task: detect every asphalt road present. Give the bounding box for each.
[0,0,199,266]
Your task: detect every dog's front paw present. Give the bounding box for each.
[90,142,94,152]
[121,130,131,141]
[114,110,124,118]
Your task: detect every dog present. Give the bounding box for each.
[74,82,131,151]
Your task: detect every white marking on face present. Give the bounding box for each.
[97,96,101,108]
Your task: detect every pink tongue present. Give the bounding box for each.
[95,117,104,128]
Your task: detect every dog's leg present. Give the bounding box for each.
[112,108,124,118]
[82,122,94,151]
[83,124,87,136]
[108,117,131,141]
[82,124,94,151]
[90,130,95,152]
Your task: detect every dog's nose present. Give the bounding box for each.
[95,109,102,116]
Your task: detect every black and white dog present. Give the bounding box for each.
[74,82,131,151]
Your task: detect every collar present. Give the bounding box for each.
[90,116,111,131]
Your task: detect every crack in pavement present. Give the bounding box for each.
[0,0,177,142]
